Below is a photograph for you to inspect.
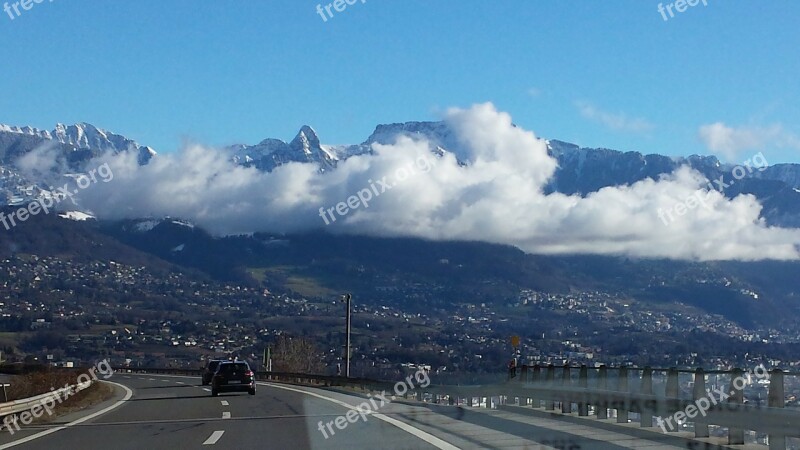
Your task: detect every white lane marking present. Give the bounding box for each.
[203,430,225,445]
[261,383,459,450]
[0,381,134,449]
[221,411,231,419]
[148,378,155,381]
[176,381,185,385]
[122,376,131,379]
[202,388,211,392]
[220,400,229,406]
[160,379,170,382]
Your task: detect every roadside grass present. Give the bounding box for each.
[5,369,115,423]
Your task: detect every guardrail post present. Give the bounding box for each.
[663,367,679,432]
[519,364,529,406]
[578,365,588,416]
[597,365,608,419]
[561,364,571,414]
[727,368,744,445]
[531,364,541,408]
[693,368,708,437]
[545,365,555,411]
[617,366,629,423]
[640,367,654,427]
[768,368,785,450]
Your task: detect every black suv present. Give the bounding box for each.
[201,360,222,385]
[211,361,256,396]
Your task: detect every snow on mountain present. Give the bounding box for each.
[0,122,157,167]
[58,211,96,221]
[4,117,800,228]
[226,125,337,172]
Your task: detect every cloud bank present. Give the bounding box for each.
[575,101,654,134]
[70,103,800,261]
[698,122,800,161]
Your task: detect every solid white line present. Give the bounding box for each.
[221,412,231,419]
[220,400,229,406]
[202,430,225,445]
[0,381,133,449]
[260,382,459,450]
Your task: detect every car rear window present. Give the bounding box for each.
[220,363,249,373]
[208,361,220,370]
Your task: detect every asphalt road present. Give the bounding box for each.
[0,373,451,450]
[0,374,718,450]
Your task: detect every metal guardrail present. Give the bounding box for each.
[421,365,800,450]
[0,380,92,417]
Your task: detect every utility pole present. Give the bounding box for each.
[341,293,352,378]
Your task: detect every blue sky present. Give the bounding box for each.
[1,0,799,162]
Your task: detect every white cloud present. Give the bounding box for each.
[67,103,800,261]
[698,122,800,161]
[576,101,654,133]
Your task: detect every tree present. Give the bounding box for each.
[271,335,324,374]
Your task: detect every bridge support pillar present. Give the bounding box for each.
[768,368,786,450]
[545,365,555,411]
[596,365,608,419]
[692,368,708,437]
[727,368,744,445]
[640,367,654,427]
[578,365,589,416]
[616,366,629,423]
[531,365,541,408]
[561,364,571,414]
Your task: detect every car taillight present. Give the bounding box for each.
[245,371,253,377]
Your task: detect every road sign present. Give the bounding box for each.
[510,335,520,348]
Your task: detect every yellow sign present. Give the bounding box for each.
[510,335,520,347]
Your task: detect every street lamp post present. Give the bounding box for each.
[341,293,352,378]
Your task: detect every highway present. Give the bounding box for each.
[0,374,716,450]
[0,373,456,449]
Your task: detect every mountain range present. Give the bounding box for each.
[2,120,800,227]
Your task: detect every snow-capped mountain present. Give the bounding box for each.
[228,125,340,172]
[2,118,800,226]
[0,122,156,168]
[0,122,157,207]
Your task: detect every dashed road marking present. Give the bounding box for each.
[203,430,225,445]
[202,388,211,392]
[221,411,231,419]
[220,400,229,406]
